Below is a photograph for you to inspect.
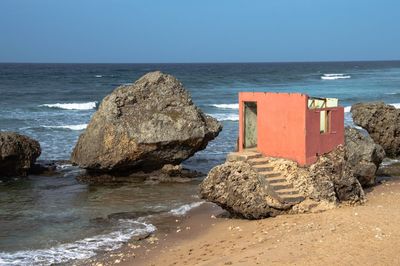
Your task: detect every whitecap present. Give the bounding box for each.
[0,220,156,266]
[169,202,204,216]
[43,124,87,131]
[209,103,239,109]
[207,113,239,121]
[95,75,102,78]
[344,106,351,113]
[39,102,97,110]
[321,73,351,80]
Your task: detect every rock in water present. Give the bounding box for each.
[351,102,400,157]
[71,71,222,172]
[0,132,41,177]
[345,128,385,186]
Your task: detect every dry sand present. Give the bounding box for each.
[93,176,400,266]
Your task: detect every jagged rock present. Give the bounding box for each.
[71,71,222,173]
[199,161,287,219]
[345,128,385,186]
[200,147,365,219]
[0,132,41,177]
[351,102,400,157]
[77,164,203,185]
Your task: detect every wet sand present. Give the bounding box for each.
[91,176,400,266]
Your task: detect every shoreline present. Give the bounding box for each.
[89,175,400,266]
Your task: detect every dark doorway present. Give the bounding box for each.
[244,102,257,148]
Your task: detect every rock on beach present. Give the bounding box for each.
[351,102,400,157]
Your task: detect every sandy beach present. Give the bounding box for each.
[84,175,400,266]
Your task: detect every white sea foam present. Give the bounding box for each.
[344,106,351,113]
[95,75,102,78]
[321,73,351,80]
[210,103,239,109]
[40,102,97,110]
[0,220,156,266]
[345,103,400,113]
[208,113,239,121]
[169,202,204,216]
[43,124,88,131]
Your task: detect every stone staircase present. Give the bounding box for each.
[227,150,304,205]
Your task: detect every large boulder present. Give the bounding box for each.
[200,161,288,219]
[351,102,400,157]
[71,71,222,173]
[0,132,41,177]
[345,128,385,186]
[200,146,365,219]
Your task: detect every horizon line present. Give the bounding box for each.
[1,59,400,65]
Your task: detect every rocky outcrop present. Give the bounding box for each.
[345,128,385,186]
[351,102,400,157]
[0,132,41,177]
[200,161,288,219]
[71,71,222,173]
[200,147,365,219]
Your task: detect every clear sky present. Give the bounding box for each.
[0,0,399,63]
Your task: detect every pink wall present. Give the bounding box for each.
[305,107,345,164]
[239,92,308,165]
[238,92,344,166]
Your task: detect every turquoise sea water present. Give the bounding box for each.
[0,61,400,264]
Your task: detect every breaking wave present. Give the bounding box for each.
[42,124,88,131]
[39,102,97,110]
[208,113,239,121]
[0,220,156,266]
[344,103,400,113]
[169,202,204,216]
[209,103,239,109]
[321,74,351,80]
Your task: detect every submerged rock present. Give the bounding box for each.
[200,147,365,219]
[77,164,203,185]
[71,71,222,173]
[0,132,41,177]
[351,102,400,157]
[345,128,385,186]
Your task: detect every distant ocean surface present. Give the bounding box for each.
[1,61,400,265]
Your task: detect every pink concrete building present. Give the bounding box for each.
[238,92,344,166]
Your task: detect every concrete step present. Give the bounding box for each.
[247,157,270,165]
[264,176,287,184]
[275,188,301,196]
[280,194,305,203]
[246,153,263,160]
[253,164,274,172]
[259,171,281,178]
[269,182,292,190]
[227,151,262,162]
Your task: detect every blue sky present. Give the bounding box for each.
[0,0,399,63]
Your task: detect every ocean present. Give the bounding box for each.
[1,61,400,265]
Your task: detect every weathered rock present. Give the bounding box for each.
[200,161,287,219]
[0,132,41,177]
[77,164,203,185]
[377,161,400,178]
[71,71,222,173]
[200,146,365,219]
[351,102,400,157]
[345,127,385,186]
